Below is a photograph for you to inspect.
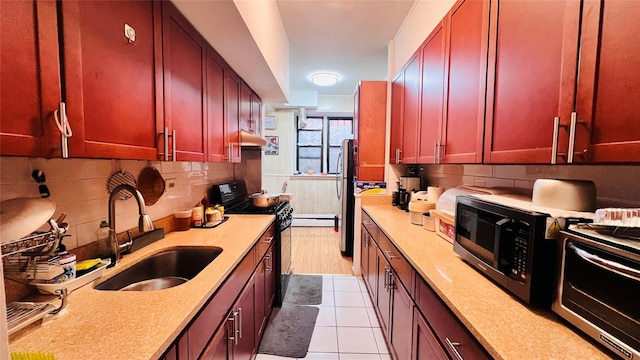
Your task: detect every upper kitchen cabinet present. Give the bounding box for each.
[206,47,226,162]
[417,18,447,164]
[160,1,207,162]
[439,0,488,164]
[483,0,581,163]
[389,52,421,164]
[240,82,262,135]
[226,69,242,163]
[573,0,640,162]
[354,81,387,181]
[389,71,404,165]
[1,0,61,157]
[62,0,161,160]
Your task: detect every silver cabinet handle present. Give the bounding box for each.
[265,253,271,272]
[567,112,577,163]
[263,236,274,244]
[388,271,394,291]
[551,116,560,164]
[237,307,243,339]
[434,141,439,164]
[384,249,398,259]
[445,338,464,360]
[383,267,389,289]
[395,148,401,164]
[227,312,237,345]
[163,127,169,161]
[171,129,177,162]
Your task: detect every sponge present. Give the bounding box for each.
[75,258,102,271]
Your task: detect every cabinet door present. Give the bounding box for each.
[367,235,378,303]
[417,18,447,164]
[389,274,413,360]
[206,47,226,162]
[232,276,256,360]
[254,253,267,343]
[265,247,276,315]
[161,1,206,162]
[240,83,252,133]
[375,249,392,335]
[251,92,261,136]
[355,81,387,181]
[389,71,404,164]
[61,0,160,160]
[413,309,448,360]
[0,0,60,157]
[360,226,370,284]
[574,0,640,162]
[401,52,421,164]
[201,320,231,360]
[441,0,489,164]
[484,0,580,163]
[225,70,241,163]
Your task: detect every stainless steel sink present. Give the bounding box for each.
[95,247,222,291]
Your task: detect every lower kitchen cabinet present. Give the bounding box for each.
[413,309,448,360]
[161,223,275,360]
[362,209,489,360]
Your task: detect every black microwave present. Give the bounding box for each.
[453,195,560,306]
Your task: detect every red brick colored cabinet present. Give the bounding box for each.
[390,274,414,360]
[225,70,242,163]
[484,0,581,163]
[206,47,226,162]
[240,82,252,134]
[251,92,262,136]
[0,0,61,157]
[354,81,387,181]
[573,0,640,162]
[417,18,447,164]
[389,71,404,165]
[401,53,421,164]
[440,0,489,164]
[160,1,207,162]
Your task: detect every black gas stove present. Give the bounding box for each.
[209,180,292,306]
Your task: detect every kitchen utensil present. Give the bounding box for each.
[107,170,137,200]
[282,181,288,193]
[137,166,165,206]
[0,198,56,242]
[249,190,280,208]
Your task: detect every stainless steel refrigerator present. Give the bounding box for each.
[336,138,355,257]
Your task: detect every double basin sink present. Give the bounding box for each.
[95,247,222,291]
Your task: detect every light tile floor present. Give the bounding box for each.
[256,275,391,360]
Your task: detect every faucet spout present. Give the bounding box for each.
[108,184,155,265]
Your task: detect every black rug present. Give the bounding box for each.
[257,306,320,358]
[283,274,323,305]
[258,275,323,358]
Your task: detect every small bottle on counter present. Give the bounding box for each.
[95,220,111,257]
[192,203,204,227]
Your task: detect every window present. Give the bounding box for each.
[296,116,353,174]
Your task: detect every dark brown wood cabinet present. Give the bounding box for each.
[0,0,61,157]
[574,0,640,162]
[250,92,262,136]
[389,71,404,165]
[160,1,207,162]
[240,83,252,134]
[389,52,420,165]
[354,81,387,181]
[413,309,448,360]
[390,275,414,360]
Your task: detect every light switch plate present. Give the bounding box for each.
[124,24,136,43]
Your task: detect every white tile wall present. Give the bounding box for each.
[0,155,251,250]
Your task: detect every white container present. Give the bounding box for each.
[422,212,435,231]
[32,259,109,294]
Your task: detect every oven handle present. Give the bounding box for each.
[569,243,640,282]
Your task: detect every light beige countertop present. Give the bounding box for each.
[9,214,274,360]
[362,204,611,360]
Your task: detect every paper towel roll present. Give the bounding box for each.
[427,186,445,203]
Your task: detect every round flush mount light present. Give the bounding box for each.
[311,72,340,86]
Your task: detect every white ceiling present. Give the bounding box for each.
[172,0,415,103]
[277,0,415,97]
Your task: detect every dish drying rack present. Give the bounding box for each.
[2,219,70,335]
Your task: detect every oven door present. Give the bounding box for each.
[554,233,640,359]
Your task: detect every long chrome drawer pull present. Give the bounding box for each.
[445,338,464,360]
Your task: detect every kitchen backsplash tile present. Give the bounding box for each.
[0,154,254,250]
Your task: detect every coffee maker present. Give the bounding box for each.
[394,176,421,211]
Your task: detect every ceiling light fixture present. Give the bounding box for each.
[311,72,340,86]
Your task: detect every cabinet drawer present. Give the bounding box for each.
[377,232,414,297]
[362,210,378,239]
[416,278,489,360]
[187,247,255,359]
[256,223,275,261]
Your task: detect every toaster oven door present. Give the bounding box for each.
[554,234,640,358]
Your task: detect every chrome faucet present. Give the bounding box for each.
[108,184,154,265]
